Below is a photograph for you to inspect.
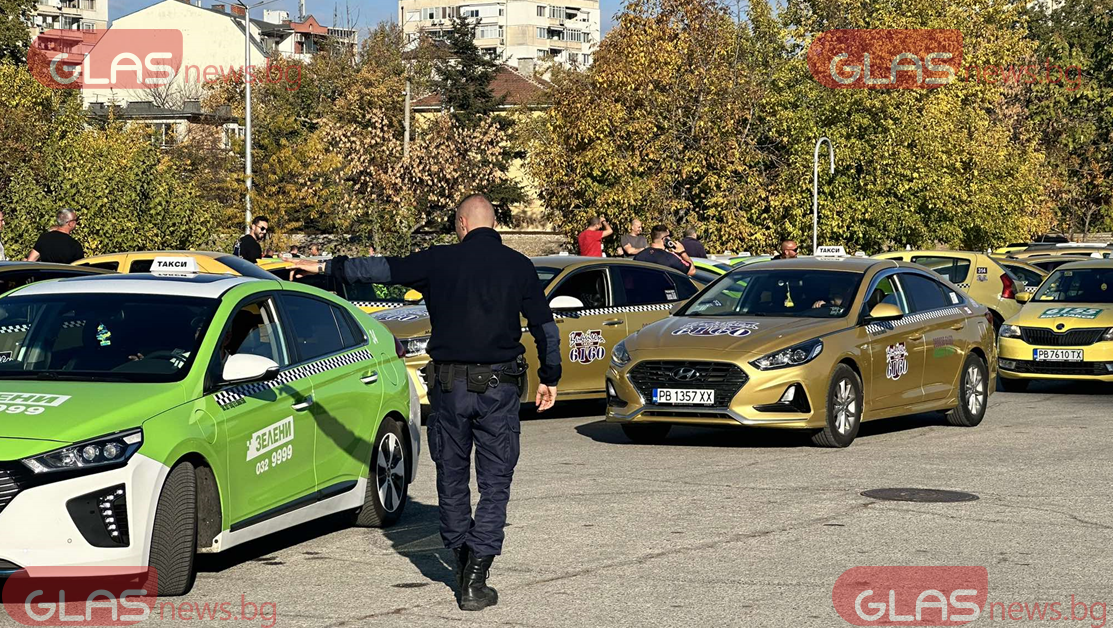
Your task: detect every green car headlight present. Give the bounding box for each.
[750,339,824,371]
[611,340,631,367]
[403,336,430,358]
[22,429,143,475]
[999,324,1022,339]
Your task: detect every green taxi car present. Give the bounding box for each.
[0,262,418,595]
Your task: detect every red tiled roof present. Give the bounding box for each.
[413,65,551,109]
[289,15,327,35]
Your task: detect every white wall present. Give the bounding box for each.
[82,0,269,107]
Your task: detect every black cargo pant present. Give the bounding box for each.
[426,364,521,557]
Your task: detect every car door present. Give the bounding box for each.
[610,265,699,332]
[213,295,317,526]
[277,292,382,492]
[544,266,626,395]
[898,272,968,401]
[859,272,927,410]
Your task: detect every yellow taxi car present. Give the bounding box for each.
[994,258,1048,294]
[74,251,274,278]
[1008,244,1113,260]
[997,260,1113,391]
[873,250,1022,330]
[375,256,704,407]
[1022,255,1101,275]
[605,255,997,447]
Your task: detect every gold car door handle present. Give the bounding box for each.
[291,396,314,411]
[360,372,378,385]
[908,333,925,341]
[951,322,966,330]
[603,319,624,326]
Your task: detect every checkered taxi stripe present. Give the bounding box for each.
[955,283,971,289]
[352,301,406,310]
[554,303,674,320]
[866,307,966,335]
[0,320,85,334]
[213,348,372,408]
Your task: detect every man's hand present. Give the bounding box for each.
[535,384,557,412]
[291,260,318,275]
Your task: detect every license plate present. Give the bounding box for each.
[1033,349,1083,362]
[652,388,714,405]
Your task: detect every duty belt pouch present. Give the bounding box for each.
[465,364,494,393]
[420,362,434,391]
[434,363,454,393]
[506,356,528,391]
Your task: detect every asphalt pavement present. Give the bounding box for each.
[5,381,1112,627]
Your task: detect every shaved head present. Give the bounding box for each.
[455,194,496,240]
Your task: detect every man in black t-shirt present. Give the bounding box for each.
[26,208,84,264]
[634,225,696,276]
[233,216,268,263]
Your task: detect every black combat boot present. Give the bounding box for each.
[452,545,469,591]
[458,552,498,611]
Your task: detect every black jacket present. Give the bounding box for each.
[326,228,562,385]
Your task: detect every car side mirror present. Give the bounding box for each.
[222,354,280,385]
[404,288,424,303]
[549,295,585,310]
[1015,292,1032,303]
[865,302,903,322]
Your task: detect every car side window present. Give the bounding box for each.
[81,261,119,271]
[129,259,154,273]
[280,294,348,361]
[613,266,681,305]
[863,275,909,316]
[910,256,971,284]
[900,273,951,312]
[549,269,609,309]
[219,298,289,368]
[671,273,699,299]
[331,305,364,348]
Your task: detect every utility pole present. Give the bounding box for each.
[404,78,411,159]
[813,137,834,253]
[236,0,279,233]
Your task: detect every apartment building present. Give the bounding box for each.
[28,0,108,38]
[399,0,600,68]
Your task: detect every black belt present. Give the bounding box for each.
[425,357,527,393]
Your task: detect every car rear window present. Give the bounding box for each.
[910,256,971,284]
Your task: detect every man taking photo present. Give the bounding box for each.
[634,225,696,276]
[233,216,268,263]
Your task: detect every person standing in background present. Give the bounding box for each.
[772,239,799,260]
[26,208,84,264]
[634,225,696,276]
[577,216,612,257]
[680,228,707,259]
[233,216,268,263]
[308,244,320,256]
[620,219,647,257]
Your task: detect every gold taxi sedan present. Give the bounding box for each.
[997,260,1113,391]
[606,256,998,447]
[374,256,703,407]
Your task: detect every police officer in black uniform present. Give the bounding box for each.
[294,194,561,611]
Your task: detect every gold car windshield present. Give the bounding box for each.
[680,269,863,318]
[1034,268,1113,303]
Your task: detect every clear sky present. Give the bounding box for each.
[112,0,622,32]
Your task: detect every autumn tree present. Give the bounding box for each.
[0,0,34,64]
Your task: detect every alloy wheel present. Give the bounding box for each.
[834,378,858,435]
[376,433,405,513]
[965,366,985,416]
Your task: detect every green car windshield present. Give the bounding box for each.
[680,269,863,318]
[0,294,218,382]
[1033,268,1113,303]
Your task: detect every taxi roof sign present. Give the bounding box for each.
[151,256,199,276]
[815,246,848,259]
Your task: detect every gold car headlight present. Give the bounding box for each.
[403,336,430,357]
[750,339,823,371]
[1102,328,1113,342]
[1000,324,1022,339]
[611,339,631,367]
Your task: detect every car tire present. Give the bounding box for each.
[148,461,197,597]
[353,419,409,528]
[1000,377,1028,393]
[620,423,671,444]
[946,353,989,427]
[812,364,862,448]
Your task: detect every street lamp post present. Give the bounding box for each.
[813,137,834,253]
[236,0,279,233]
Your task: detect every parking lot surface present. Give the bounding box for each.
[4,382,1111,627]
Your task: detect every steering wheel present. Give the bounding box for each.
[132,349,188,363]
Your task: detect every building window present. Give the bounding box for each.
[536,27,546,39]
[537,4,545,16]
[80,0,95,10]
[549,6,561,18]
[81,21,95,31]
[537,49,548,58]
[477,25,502,39]
[481,47,497,59]
[462,8,479,17]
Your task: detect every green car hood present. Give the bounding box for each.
[0,381,187,447]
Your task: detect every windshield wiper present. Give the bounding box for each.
[35,371,130,382]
